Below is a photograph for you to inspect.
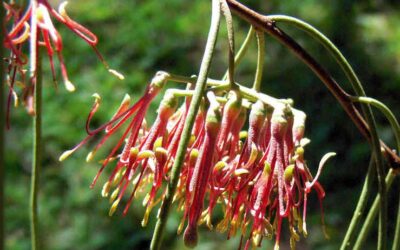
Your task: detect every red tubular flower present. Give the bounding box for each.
[183,92,222,248]
[59,72,168,179]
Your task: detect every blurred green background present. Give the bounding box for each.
[4,0,400,249]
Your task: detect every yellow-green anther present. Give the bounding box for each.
[137,150,155,160]
[189,149,199,166]
[263,218,273,237]
[189,135,196,146]
[248,143,259,164]
[142,193,150,207]
[263,161,272,175]
[239,131,248,139]
[109,187,120,204]
[142,206,153,227]
[214,161,227,171]
[112,168,125,187]
[234,168,250,176]
[86,150,96,162]
[153,137,163,150]
[59,149,75,162]
[109,198,120,216]
[295,147,304,158]
[130,147,139,158]
[284,164,295,183]
[101,181,111,197]
[155,147,168,161]
[252,232,262,247]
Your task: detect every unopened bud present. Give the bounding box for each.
[183,225,198,248]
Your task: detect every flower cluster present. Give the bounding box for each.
[61,71,334,249]
[3,0,122,116]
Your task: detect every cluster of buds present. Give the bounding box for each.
[61,71,334,249]
[3,0,122,116]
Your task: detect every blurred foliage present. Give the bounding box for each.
[4,0,400,249]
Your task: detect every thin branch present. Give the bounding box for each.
[353,170,396,250]
[253,30,264,91]
[149,1,221,249]
[222,26,254,80]
[340,155,376,250]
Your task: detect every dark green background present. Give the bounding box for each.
[4,0,400,249]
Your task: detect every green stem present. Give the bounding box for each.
[0,1,5,249]
[351,96,400,152]
[165,73,295,112]
[340,155,376,250]
[149,1,221,249]
[222,26,254,80]
[30,1,41,249]
[353,170,396,250]
[220,0,235,87]
[267,14,388,250]
[393,192,400,250]
[252,30,264,91]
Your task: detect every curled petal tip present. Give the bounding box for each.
[122,94,131,105]
[300,138,311,147]
[108,69,125,80]
[92,93,101,101]
[59,149,74,161]
[58,1,69,17]
[64,80,76,92]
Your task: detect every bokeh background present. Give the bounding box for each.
[4,0,400,249]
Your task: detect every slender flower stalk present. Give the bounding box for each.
[0,1,5,248]
[29,3,42,247]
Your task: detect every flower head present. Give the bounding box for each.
[3,1,123,121]
[61,71,334,249]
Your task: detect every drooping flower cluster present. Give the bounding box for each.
[3,0,122,117]
[61,71,334,249]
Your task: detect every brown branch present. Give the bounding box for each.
[226,0,400,170]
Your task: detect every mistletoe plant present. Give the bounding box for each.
[2,0,400,250]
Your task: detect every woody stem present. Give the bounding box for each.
[149,0,221,249]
